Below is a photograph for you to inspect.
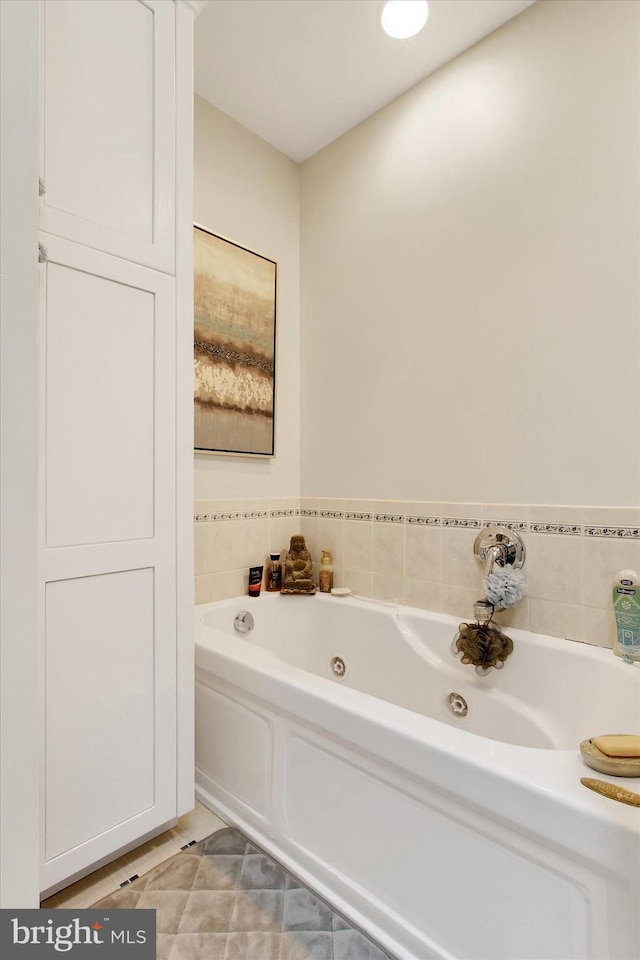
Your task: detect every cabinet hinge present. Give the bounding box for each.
[39,177,46,197]
[38,243,48,263]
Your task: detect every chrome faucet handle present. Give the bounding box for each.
[482,543,503,577]
[474,526,525,577]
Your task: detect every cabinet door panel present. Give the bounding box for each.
[40,236,177,890]
[45,569,156,861]
[40,0,175,272]
[45,260,156,548]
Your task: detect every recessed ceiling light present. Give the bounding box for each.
[381,0,429,40]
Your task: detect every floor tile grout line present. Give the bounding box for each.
[279,847,285,940]
[330,897,335,960]
[226,841,245,943]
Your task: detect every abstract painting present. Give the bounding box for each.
[194,225,277,456]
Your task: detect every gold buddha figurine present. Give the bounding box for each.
[281,534,316,595]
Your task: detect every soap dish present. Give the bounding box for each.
[580,738,640,778]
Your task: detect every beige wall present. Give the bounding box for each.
[299,0,639,507]
[193,0,640,638]
[1,0,40,907]
[194,95,301,501]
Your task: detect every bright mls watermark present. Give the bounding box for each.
[0,910,155,957]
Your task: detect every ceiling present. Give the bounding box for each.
[194,0,536,163]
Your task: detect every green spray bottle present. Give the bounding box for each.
[613,570,640,663]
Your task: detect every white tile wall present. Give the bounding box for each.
[194,498,301,603]
[194,497,640,650]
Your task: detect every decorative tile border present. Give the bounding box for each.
[195,507,298,522]
[530,523,581,536]
[442,517,482,528]
[483,519,528,532]
[194,504,640,541]
[584,526,640,539]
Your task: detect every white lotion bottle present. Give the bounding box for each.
[319,550,333,593]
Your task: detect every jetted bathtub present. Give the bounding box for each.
[194,592,640,960]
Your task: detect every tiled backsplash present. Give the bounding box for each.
[194,497,640,649]
[194,498,302,606]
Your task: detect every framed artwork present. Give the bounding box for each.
[194,224,277,456]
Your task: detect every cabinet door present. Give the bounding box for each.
[39,235,177,891]
[39,0,175,273]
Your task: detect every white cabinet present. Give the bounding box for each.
[38,0,194,895]
[39,0,175,273]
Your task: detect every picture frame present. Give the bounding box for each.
[194,224,277,457]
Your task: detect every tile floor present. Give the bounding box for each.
[92,824,394,960]
[41,802,226,909]
[42,804,394,959]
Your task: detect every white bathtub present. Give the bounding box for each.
[194,593,640,960]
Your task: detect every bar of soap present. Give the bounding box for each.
[591,735,640,758]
